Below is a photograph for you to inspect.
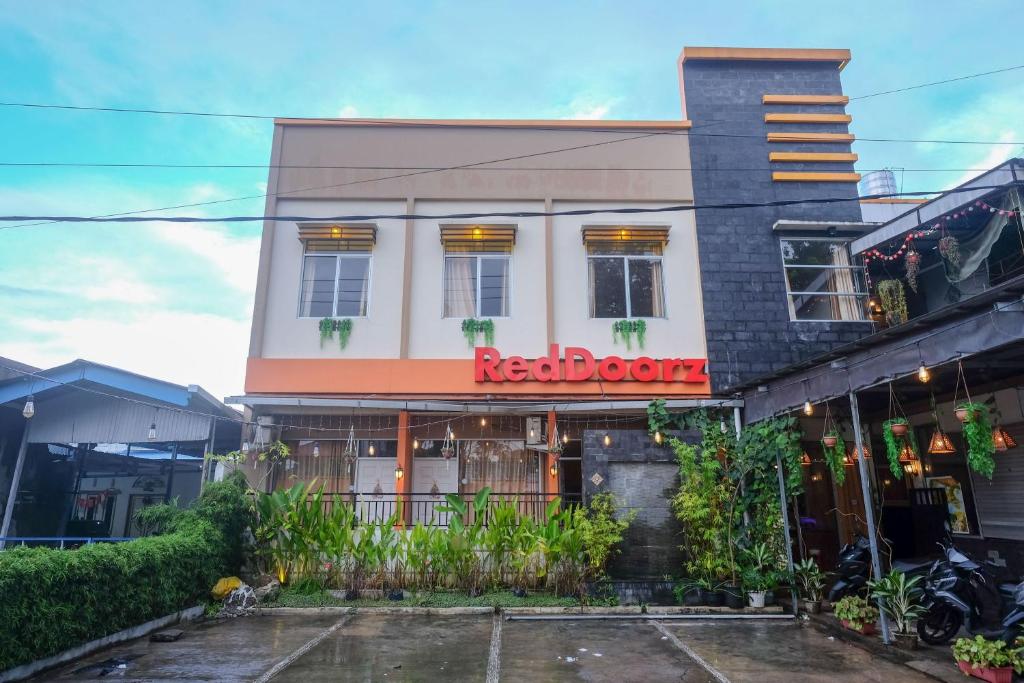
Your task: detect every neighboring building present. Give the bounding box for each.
[0,359,241,547]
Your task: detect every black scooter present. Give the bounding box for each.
[828,535,931,602]
[917,541,1022,645]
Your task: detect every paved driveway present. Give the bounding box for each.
[43,612,943,682]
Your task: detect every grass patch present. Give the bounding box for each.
[264,586,580,609]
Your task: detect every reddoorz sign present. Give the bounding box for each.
[474,345,709,383]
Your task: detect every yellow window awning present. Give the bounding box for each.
[298,224,377,252]
[440,224,516,253]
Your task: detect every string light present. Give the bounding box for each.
[918,363,931,383]
[312,442,320,458]
[413,437,419,450]
[803,401,814,417]
[603,433,612,447]
[21,395,34,419]
[241,441,250,453]
[480,417,487,427]
[368,442,376,456]
[147,422,157,441]
[654,431,663,445]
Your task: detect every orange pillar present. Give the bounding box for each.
[545,410,560,502]
[396,410,413,527]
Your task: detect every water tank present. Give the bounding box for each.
[859,169,898,198]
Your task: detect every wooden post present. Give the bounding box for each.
[545,410,559,502]
[396,410,413,527]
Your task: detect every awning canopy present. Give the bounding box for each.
[298,223,377,252]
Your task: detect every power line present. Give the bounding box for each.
[0,161,1019,172]
[849,64,1024,101]
[2,61,1021,121]
[0,185,1013,228]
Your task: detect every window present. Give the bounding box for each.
[299,252,370,317]
[587,242,665,318]
[780,238,866,321]
[444,254,510,318]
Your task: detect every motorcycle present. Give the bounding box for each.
[916,540,1022,645]
[828,535,931,602]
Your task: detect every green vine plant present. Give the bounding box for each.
[881,418,920,476]
[646,398,676,436]
[876,279,908,325]
[958,402,996,478]
[611,319,646,350]
[318,318,355,350]
[461,318,495,348]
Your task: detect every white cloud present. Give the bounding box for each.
[559,95,618,120]
[337,104,360,118]
[149,221,260,294]
[3,311,251,402]
[563,104,611,120]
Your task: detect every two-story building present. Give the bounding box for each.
[232,46,879,577]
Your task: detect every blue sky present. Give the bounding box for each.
[1,0,1022,400]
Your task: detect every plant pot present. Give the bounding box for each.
[765,589,776,606]
[841,620,877,635]
[891,632,918,650]
[801,599,821,614]
[386,590,404,601]
[957,661,1014,683]
[822,436,839,448]
[748,591,767,608]
[704,589,725,607]
[889,423,909,437]
[360,589,384,600]
[955,408,972,423]
[343,589,360,601]
[722,585,745,609]
[682,588,705,607]
[511,587,528,598]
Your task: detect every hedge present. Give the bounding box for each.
[0,472,250,672]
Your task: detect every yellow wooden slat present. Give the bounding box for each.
[581,226,670,244]
[769,152,858,162]
[762,94,849,105]
[767,132,855,143]
[765,113,852,124]
[772,172,862,183]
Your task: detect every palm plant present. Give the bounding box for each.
[868,570,925,636]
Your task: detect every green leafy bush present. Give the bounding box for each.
[794,558,825,602]
[868,569,925,635]
[959,403,996,478]
[952,635,1023,673]
[833,595,879,631]
[0,473,250,672]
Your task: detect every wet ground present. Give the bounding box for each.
[42,612,943,682]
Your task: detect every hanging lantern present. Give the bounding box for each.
[440,423,455,468]
[898,444,916,463]
[241,441,250,454]
[800,452,812,467]
[148,422,157,441]
[549,423,564,457]
[549,461,559,477]
[803,401,814,417]
[992,426,1017,451]
[394,464,404,480]
[22,395,35,419]
[342,425,357,467]
[917,364,931,383]
[843,452,854,467]
[927,429,956,455]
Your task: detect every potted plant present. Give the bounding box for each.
[958,402,997,479]
[868,570,925,650]
[674,579,705,607]
[742,568,773,608]
[794,558,825,614]
[822,430,840,448]
[876,279,908,326]
[834,595,879,635]
[887,418,909,438]
[952,635,1023,683]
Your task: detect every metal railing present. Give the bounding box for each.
[0,536,135,549]
[313,492,555,526]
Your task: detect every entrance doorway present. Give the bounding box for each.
[559,441,583,505]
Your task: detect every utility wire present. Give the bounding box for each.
[848,64,1024,101]
[2,62,1021,120]
[0,185,1014,227]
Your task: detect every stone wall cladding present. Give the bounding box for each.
[683,60,873,393]
[582,429,700,578]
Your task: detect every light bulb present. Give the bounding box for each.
[22,395,34,419]
[241,441,250,454]
[413,437,419,450]
[394,465,404,480]
[480,417,487,427]
[549,463,559,477]
[562,432,569,444]
[918,364,931,383]
[654,431,663,445]
[312,443,320,458]
[449,431,455,440]
[720,420,727,434]
[148,423,157,441]
[368,442,376,456]
[529,428,536,439]
[603,434,612,447]
[803,401,814,417]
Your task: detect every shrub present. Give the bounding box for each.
[952,635,1023,673]
[0,472,250,672]
[833,595,879,631]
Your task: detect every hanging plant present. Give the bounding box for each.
[612,319,647,350]
[882,419,912,475]
[904,249,921,293]
[461,318,495,348]
[958,403,995,478]
[876,279,908,326]
[820,403,846,485]
[938,235,961,270]
[337,318,353,350]
[318,318,334,348]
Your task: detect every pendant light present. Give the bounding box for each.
[803,401,814,417]
[241,440,250,454]
[413,437,419,450]
[148,422,157,441]
[22,394,35,419]
[480,417,487,427]
[549,461,559,477]
[603,433,612,447]
[800,452,812,467]
[926,392,956,455]
[654,430,663,445]
[312,442,320,458]
[394,464,404,480]
[368,441,376,456]
[992,426,1017,452]
[917,364,931,383]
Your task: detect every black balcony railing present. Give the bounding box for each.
[312,492,555,527]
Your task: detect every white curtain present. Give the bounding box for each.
[461,440,538,494]
[948,194,1016,283]
[648,260,665,317]
[830,244,863,321]
[444,257,476,317]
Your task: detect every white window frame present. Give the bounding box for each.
[586,251,666,319]
[779,236,869,323]
[297,251,372,319]
[442,252,513,319]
